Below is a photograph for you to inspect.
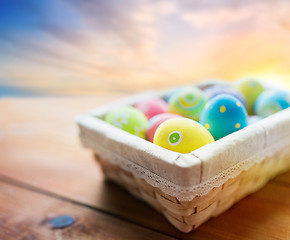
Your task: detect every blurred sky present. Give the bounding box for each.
[1,0,290,96]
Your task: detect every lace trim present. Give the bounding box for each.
[87,136,290,201]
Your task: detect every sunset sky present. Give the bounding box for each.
[1,0,290,96]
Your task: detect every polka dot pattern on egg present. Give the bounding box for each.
[220,105,226,113]
[200,94,248,140]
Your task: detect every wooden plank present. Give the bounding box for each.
[1,173,290,240]
[272,170,290,185]
[0,98,178,234]
[191,182,290,240]
[0,180,176,240]
[1,98,290,239]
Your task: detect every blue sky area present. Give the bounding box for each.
[0,0,290,96]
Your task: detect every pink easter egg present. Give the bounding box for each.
[147,113,181,142]
[135,98,169,120]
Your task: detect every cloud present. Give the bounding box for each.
[182,8,253,30]
[0,1,174,82]
[1,0,290,95]
[179,0,290,32]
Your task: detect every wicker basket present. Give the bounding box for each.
[76,84,290,233]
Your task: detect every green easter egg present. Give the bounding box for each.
[105,106,148,139]
[235,79,265,115]
[169,87,207,121]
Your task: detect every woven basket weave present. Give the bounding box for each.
[76,83,290,233]
[94,145,290,233]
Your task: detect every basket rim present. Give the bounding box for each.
[76,82,290,199]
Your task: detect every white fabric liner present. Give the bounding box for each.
[77,82,290,201]
[81,132,290,201]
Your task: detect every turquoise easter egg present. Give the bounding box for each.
[104,106,148,139]
[200,94,248,140]
[169,87,207,121]
[254,90,290,117]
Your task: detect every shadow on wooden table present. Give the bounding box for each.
[98,169,290,240]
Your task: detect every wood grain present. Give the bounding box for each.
[0,180,176,240]
[0,97,178,234]
[0,98,290,239]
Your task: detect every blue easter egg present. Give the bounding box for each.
[200,94,248,140]
[203,85,247,108]
[254,90,290,117]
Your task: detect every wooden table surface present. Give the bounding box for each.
[1,97,290,240]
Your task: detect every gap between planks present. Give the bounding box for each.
[0,173,181,240]
[0,179,178,240]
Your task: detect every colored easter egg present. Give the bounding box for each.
[153,118,214,153]
[147,113,181,142]
[235,79,265,114]
[203,85,246,108]
[105,106,148,139]
[135,98,169,119]
[200,94,248,140]
[169,87,207,121]
[254,90,290,117]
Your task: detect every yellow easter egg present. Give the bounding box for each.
[153,118,214,153]
[235,79,265,115]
